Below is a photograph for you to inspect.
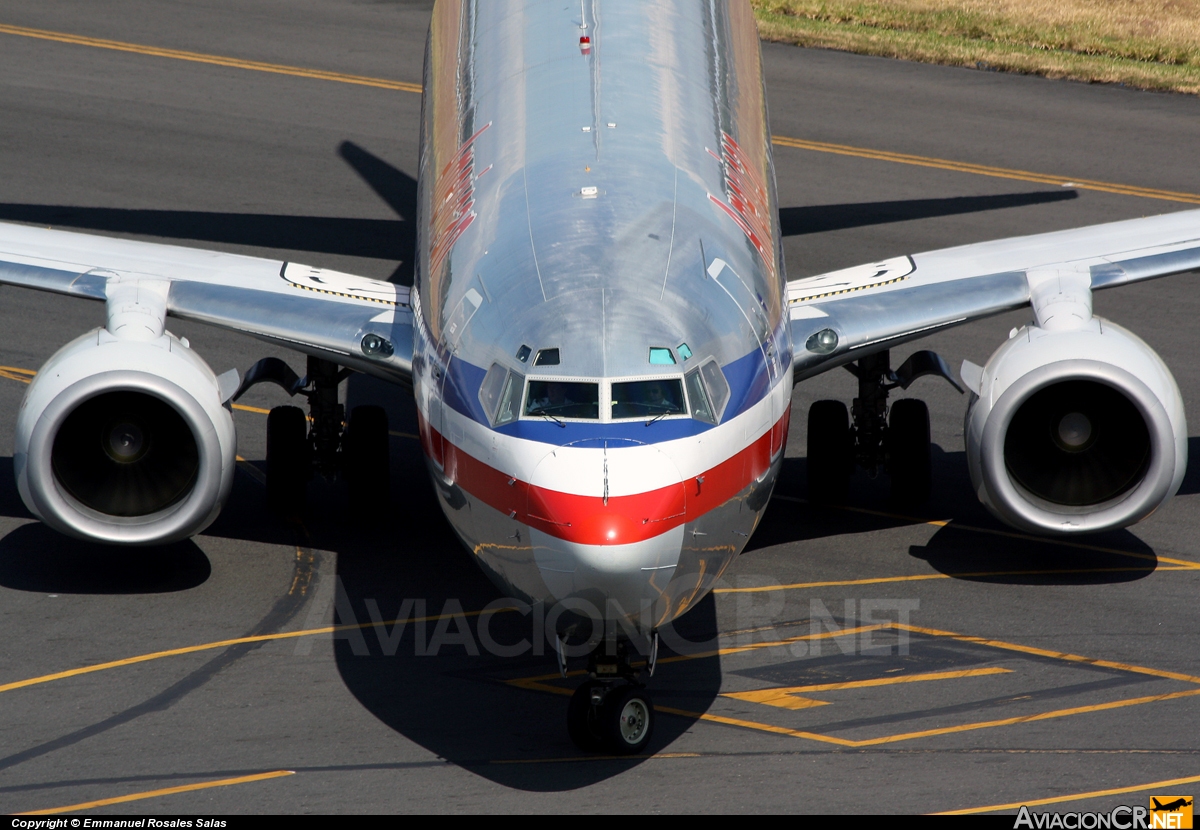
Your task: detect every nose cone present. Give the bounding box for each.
[525,442,686,628]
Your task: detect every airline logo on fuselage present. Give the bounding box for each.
[429,121,492,276]
[708,131,777,280]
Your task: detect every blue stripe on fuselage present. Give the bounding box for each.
[440,344,774,446]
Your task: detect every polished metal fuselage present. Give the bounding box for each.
[412,0,792,632]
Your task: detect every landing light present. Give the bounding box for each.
[806,328,838,354]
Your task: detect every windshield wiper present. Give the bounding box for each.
[529,407,566,427]
[644,404,680,426]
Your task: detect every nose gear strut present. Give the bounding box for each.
[565,634,658,755]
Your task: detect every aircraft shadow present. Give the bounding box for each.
[1178,436,1200,496]
[750,444,1162,585]
[778,189,1078,236]
[0,204,404,262]
[0,140,418,286]
[323,374,723,790]
[0,524,209,594]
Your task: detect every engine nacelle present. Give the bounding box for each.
[15,329,237,545]
[965,319,1186,534]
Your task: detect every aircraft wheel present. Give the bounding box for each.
[567,681,605,752]
[344,405,390,516]
[888,398,932,505]
[601,685,654,755]
[266,405,310,516]
[807,400,852,503]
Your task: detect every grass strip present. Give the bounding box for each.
[752,1,1200,94]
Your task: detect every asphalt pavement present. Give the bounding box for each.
[1,0,1199,814]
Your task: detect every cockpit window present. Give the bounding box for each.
[478,363,508,422]
[699,359,730,421]
[611,379,685,419]
[684,369,715,424]
[525,380,599,420]
[495,370,523,426]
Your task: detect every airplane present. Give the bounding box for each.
[0,0,1198,756]
[1152,799,1193,813]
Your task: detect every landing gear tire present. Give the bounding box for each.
[567,681,605,752]
[601,685,654,755]
[888,398,932,506]
[807,400,852,503]
[344,405,390,516]
[266,405,310,516]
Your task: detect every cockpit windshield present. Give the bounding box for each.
[610,379,685,419]
[524,380,600,420]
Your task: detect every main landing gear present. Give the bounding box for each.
[235,355,391,516]
[806,349,962,506]
[566,636,658,755]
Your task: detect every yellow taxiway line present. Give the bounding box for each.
[722,666,1012,709]
[0,364,420,439]
[16,770,295,815]
[937,771,1200,815]
[3,24,1200,205]
[0,23,422,93]
[507,620,1200,750]
[0,605,517,696]
[770,134,1200,205]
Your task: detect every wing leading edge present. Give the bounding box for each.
[0,221,413,384]
[788,208,1200,381]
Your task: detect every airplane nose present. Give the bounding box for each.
[525,442,686,625]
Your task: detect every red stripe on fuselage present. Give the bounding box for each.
[419,406,790,546]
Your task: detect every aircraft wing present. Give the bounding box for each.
[0,221,413,384]
[788,208,1200,381]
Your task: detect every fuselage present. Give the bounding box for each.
[412,0,791,632]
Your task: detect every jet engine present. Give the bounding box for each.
[964,318,1186,534]
[14,328,237,545]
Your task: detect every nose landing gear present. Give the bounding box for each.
[566,636,658,754]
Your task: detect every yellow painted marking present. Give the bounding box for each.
[713,565,1193,595]
[16,769,294,815]
[852,687,1200,747]
[235,455,267,486]
[0,364,36,376]
[490,751,702,765]
[937,771,1200,815]
[894,622,1200,685]
[722,666,1012,709]
[0,606,517,696]
[655,705,861,746]
[772,135,1200,205]
[506,625,886,696]
[770,494,1200,571]
[2,24,1195,206]
[0,367,420,441]
[667,687,1200,749]
[0,23,422,93]
[722,690,829,710]
[506,621,1200,750]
